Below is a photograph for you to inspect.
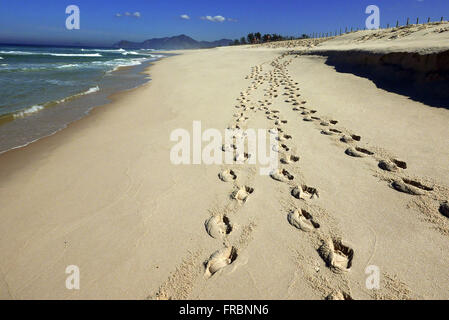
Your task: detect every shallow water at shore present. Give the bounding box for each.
[0,45,165,153]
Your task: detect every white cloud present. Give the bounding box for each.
[201,15,226,23]
[180,14,190,20]
[115,11,141,18]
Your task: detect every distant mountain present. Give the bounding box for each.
[112,34,233,50]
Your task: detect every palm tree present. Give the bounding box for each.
[262,34,271,42]
[271,34,284,41]
[247,33,255,44]
[255,32,262,43]
[240,37,247,44]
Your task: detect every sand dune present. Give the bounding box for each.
[0,26,448,299]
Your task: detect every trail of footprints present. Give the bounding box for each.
[282,52,448,229]
[215,52,447,297]
[157,52,448,299]
[201,53,356,299]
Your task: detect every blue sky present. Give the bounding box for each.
[0,0,448,46]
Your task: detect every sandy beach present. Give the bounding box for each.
[1,23,449,300]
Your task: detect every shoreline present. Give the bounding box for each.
[0,53,166,154]
[0,63,151,156]
[0,39,448,299]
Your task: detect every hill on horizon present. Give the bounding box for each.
[112,34,233,50]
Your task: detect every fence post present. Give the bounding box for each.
[387,23,389,29]
[396,20,399,27]
[416,17,419,24]
[428,17,430,23]
[441,16,444,22]
[406,17,409,26]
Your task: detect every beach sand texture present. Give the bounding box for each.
[0,23,449,299]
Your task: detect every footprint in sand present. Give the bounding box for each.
[345,147,374,157]
[392,159,407,169]
[379,160,399,172]
[287,209,320,232]
[439,201,449,218]
[326,291,353,300]
[204,247,238,278]
[355,147,374,155]
[205,215,233,239]
[276,134,292,142]
[321,130,334,136]
[275,120,288,125]
[378,159,407,172]
[270,169,295,182]
[231,186,255,203]
[280,154,300,164]
[234,152,251,162]
[291,185,319,200]
[269,128,281,135]
[318,238,354,273]
[391,179,433,195]
[329,120,338,125]
[272,144,290,153]
[340,135,353,143]
[341,135,361,143]
[219,169,237,182]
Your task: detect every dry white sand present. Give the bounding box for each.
[0,25,449,299]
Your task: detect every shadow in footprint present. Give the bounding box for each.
[291,185,319,200]
[204,247,238,278]
[280,154,300,164]
[219,169,237,182]
[318,238,354,273]
[231,186,255,203]
[391,179,433,195]
[439,201,449,218]
[205,215,233,239]
[287,209,320,232]
[271,169,295,182]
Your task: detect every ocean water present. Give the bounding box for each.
[0,45,164,152]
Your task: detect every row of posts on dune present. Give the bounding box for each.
[310,16,447,39]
